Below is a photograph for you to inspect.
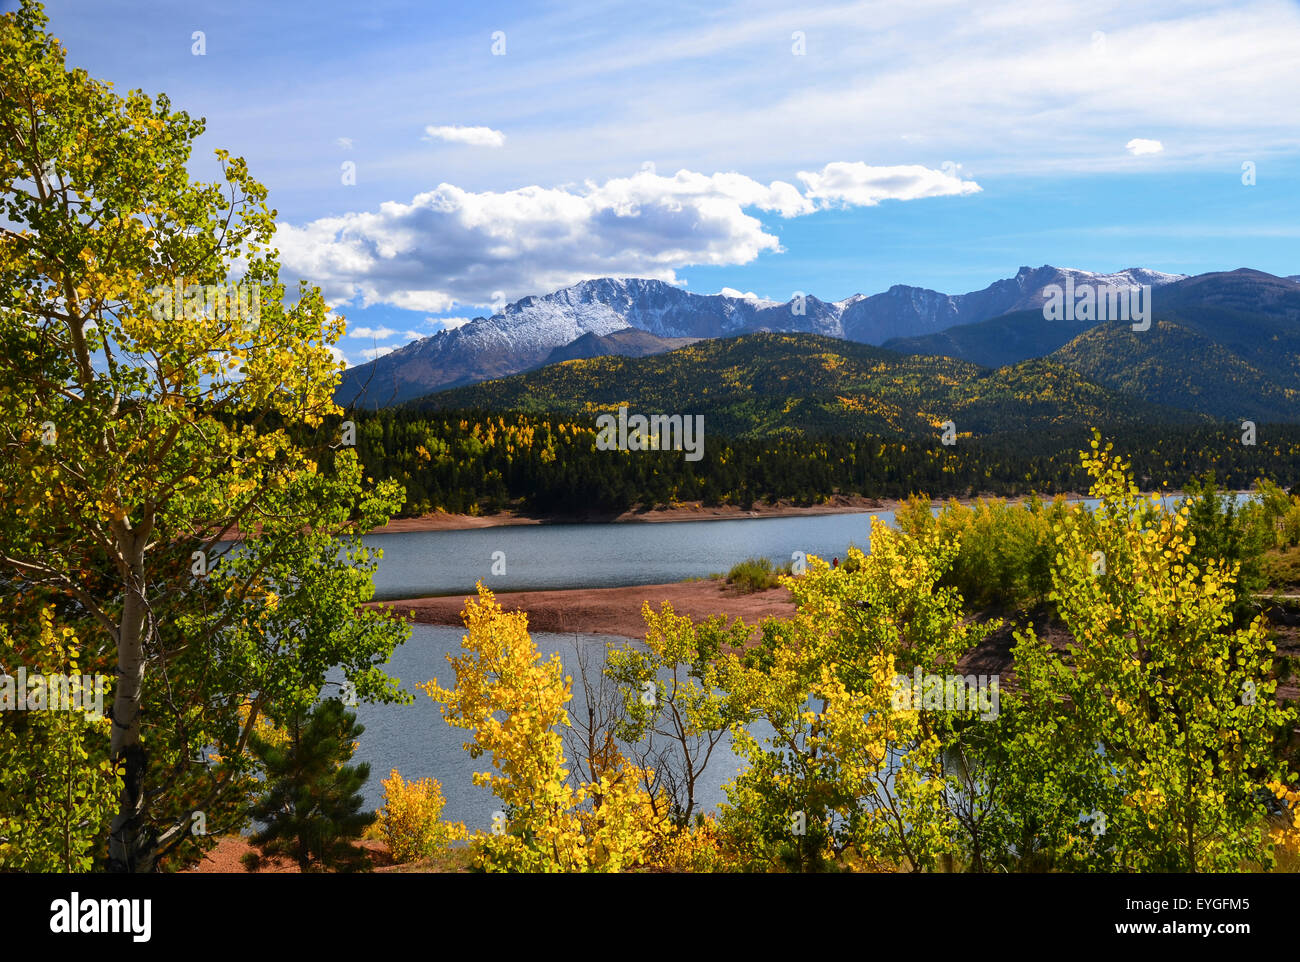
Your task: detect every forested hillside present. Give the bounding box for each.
[1051,320,1300,421]
[409,332,1204,439]
[349,410,1300,516]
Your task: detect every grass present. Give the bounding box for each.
[377,844,477,873]
[1262,546,1300,591]
[724,557,791,593]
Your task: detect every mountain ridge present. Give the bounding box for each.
[335,265,1186,408]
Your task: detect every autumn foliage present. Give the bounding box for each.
[420,587,663,872]
[373,769,465,864]
[412,436,1298,873]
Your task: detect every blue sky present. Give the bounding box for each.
[29,0,1300,365]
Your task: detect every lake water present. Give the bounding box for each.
[364,510,892,600]
[350,623,757,826]
[351,510,887,823]
[360,495,1177,600]
[352,495,1204,823]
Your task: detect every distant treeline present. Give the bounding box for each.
[340,409,1300,516]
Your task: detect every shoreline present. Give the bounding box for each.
[366,488,1221,534]
[368,493,904,533]
[374,580,797,639]
[375,575,1300,701]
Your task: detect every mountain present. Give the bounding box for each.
[882,308,1081,369]
[843,265,1183,344]
[1044,271,1300,421]
[337,279,804,407]
[409,332,1206,439]
[881,268,1194,365]
[336,266,1184,408]
[541,328,699,365]
[1151,269,1300,362]
[1050,320,1300,422]
[884,268,1296,372]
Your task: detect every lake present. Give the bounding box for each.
[360,495,1179,600]
[363,509,891,600]
[351,623,757,825]
[352,495,1197,823]
[352,510,888,823]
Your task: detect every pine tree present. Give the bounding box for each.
[244,699,375,872]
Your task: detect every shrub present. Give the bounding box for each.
[1281,504,1300,549]
[374,769,464,863]
[725,557,777,593]
[895,494,1068,612]
[646,814,729,873]
[420,585,660,872]
[1181,474,1271,614]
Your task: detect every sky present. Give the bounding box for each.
[26,0,1300,366]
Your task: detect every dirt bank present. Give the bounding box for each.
[366,494,895,532]
[377,579,795,639]
[364,489,1224,534]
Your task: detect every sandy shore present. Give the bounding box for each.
[223,489,1223,538]
[221,494,899,539]
[364,492,1112,534]
[367,494,893,533]
[376,579,796,639]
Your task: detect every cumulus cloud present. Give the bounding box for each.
[428,316,475,330]
[424,125,506,147]
[360,346,395,360]
[797,162,981,207]
[1125,138,1165,156]
[276,163,978,311]
[348,325,397,339]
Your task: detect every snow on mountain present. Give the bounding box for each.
[336,267,1189,408]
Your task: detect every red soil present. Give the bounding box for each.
[377,580,795,639]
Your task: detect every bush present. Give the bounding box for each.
[1281,504,1300,549]
[647,814,729,873]
[895,495,1068,611]
[1181,474,1271,613]
[725,557,778,593]
[245,698,375,873]
[373,769,464,863]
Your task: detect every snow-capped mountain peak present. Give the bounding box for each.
[336,266,1191,407]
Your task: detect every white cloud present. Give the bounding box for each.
[402,330,426,340]
[479,2,1300,181]
[348,325,397,339]
[79,0,1300,208]
[428,316,475,330]
[798,162,981,207]
[719,287,760,300]
[427,316,475,329]
[277,162,972,310]
[424,125,506,148]
[326,345,349,368]
[1126,138,1165,156]
[360,346,395,360]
